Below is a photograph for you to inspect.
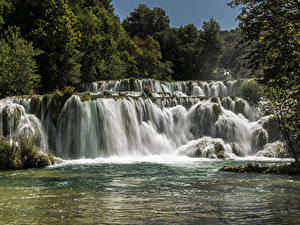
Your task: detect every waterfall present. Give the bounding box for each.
[0,79,281,160]
[0,98,49,153]
[85,79,244,97]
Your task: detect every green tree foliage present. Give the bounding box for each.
[229,0,300,161]
[0,0,11,30]
[199,19,223,79]
[0,27,41,97]
[33,0,82,91]
[170,24,203,80]
[77,5,128,81]
[122,4,170,39]
[0,0,253,97]
[132,36,163,78]
[219,29,251,78]
[165,20,223,81]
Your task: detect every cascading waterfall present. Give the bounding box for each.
[0,99,49,153]
[85,79,244,97]
[0,79,282,160]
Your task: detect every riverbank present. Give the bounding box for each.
[220,162,300,175]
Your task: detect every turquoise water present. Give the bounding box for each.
[0,157,300,225]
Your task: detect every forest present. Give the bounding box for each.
[0,0,250,97]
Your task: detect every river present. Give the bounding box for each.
[1,157,299,225]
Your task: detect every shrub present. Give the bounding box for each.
[0,135,54,170]
[63,86,75,98]
[237,80,262,104]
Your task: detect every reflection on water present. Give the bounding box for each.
[0,159,300,224]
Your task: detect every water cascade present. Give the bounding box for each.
[0,79,282,159]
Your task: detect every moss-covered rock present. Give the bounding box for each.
[214,142,225,159]
[129,77,136,91]
[2,106,10,137]
[45,89,73,127]
[210,96,219,103]
[212,104,222,118]
[220,163,300,175]
[142,86,153,98]
[262,116,281,142]
[13,107,22,130]
[30,95,42,118]
[235,99,246,114]
[231,143,243,156]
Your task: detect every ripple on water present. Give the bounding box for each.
[0,158,299,224]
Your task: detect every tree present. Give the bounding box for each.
[0,0,12,31]
[229,0,300,161]
[219,29,251,78]
[76,6,128,82]
[5,0,82,91]
[0,27,41,97]
[198,19,223,80]
[122,4,170,39]
[132,36,163,78]
[170,24,203,80]
[33,0,82,90]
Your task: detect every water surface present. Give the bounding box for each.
[0,157,299,225]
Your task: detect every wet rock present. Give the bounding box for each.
[212,104,222,118]
[235,99,246,114]
[262,116,282,142]
[2,106,10,137]
[214,142,225,159]
[220,163,300,175]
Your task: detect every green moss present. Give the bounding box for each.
[235,99,246,114]
[13,107,22,130]
[0,135,63,170]
[79,94,92,102]
[63,86,75,95]
[30,95,42,118]
[237,80,262,104]
[46,89,73,126]
[212,104,222,118]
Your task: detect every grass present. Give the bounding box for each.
[0,135,61,170]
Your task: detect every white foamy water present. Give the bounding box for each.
[0,79,283,160]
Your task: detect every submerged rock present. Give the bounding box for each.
[220,163,300,175]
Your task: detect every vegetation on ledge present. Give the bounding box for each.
[220,163,300,175]
[0,135,61,170]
